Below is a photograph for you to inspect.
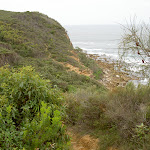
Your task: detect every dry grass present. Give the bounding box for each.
[65,82,150,149]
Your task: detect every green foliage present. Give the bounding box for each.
[0,96,24,149]
[23,101,70,149]
[0,10,73,59]
[94,69,103,80]
[75,48,103,79]
[24,58,104,92]
[0,10,104,92]
[98,126,121,150]
[0,66,61,125]
[0,21,25,44]
[104,83,150,149]
[0,10,16,21]
[66,82,150,149]
[65,86,106,126]
[0,66,69,149]
[132,123,150,145]
[0,47,12,54]
[0,21,33,57]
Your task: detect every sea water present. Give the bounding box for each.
[65,25,120,58]
[64,25,150,85]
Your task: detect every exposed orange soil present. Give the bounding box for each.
[65,63,93,77]
[70,55,80,62]
[68,127,118,150]
[68,128,99,150]
[59,50,94,77]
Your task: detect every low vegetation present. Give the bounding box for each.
[65,83,150,150]
[0,10,150,150]
[75,48,103,80]
[0,10,103,92]
[0,66,70,149]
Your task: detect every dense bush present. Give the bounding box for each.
[23,101,70,149]
[65,83,150,150]
[65,86,106,127]
[0,10,73,59]
[24,58,104,92]
[105,83,150,149]
[0,66,70,149]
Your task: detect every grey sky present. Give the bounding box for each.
[1,0,150,25]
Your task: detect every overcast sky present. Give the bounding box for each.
[1,0,150,25]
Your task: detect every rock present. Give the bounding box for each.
[116,75,120,78]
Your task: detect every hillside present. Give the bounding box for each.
[1,10,150,150]
[0,10,103,91]
[0,10,105,150]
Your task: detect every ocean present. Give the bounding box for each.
[64,25,150,85]
[65,25,121,59]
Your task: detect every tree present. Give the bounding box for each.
[118,18,150,80]
[119,18,150,63]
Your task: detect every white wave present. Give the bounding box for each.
[81,48,103,51]
[81,48,119,59]
[130,78,149,86]
[73,42,95,45]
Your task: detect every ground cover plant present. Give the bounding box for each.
[65,83,150,150]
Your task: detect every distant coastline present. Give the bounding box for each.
[65,25,149,86]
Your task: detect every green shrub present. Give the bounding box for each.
[0,47,12,54]
[0,22,25,44]
[75,48,103,79]
[25,58,104,92]
[65,86,106,127]
[131,123,150,148]
[93,69,103,80]
[98,126,121,150]
[0,96,24,149]
[65,82,150,149]
[105,82,150,149]
[0,66,69,149]
[0,66,60,124]
[23,101,70,150]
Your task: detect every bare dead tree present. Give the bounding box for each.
[119,17,150,63]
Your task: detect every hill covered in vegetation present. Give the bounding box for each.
[0,10,103,92]
[0,10,150,150]
[0,10,104,149]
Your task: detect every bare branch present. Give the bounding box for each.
[119,18,150,59]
